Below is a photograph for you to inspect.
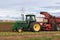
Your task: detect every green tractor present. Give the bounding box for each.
[12,15,41,32]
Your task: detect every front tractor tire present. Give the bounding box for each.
[17,27,23,32]
[30,22,41,32]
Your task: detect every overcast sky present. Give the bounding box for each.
[0,0,60,20]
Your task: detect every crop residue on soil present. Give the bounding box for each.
[0,32,60,40]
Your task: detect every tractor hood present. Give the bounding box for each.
[16,21,26,23]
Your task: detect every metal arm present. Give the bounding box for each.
[40,12,52,18]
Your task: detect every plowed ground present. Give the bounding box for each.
[0,23,13,32]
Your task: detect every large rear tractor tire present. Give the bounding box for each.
[30,22,41,32]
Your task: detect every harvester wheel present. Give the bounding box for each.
[57,27,60,31]
[51,24,57,31]
[30,22,41,32]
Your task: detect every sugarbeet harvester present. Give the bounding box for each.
[12,12,60,32]
[40,12,60,31]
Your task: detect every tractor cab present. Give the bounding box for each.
[26,15,36,23]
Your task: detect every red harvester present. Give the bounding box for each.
[40,12,60,31]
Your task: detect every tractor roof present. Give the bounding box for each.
[26,14,35,16]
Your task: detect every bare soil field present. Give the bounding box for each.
[0,22,14,32]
